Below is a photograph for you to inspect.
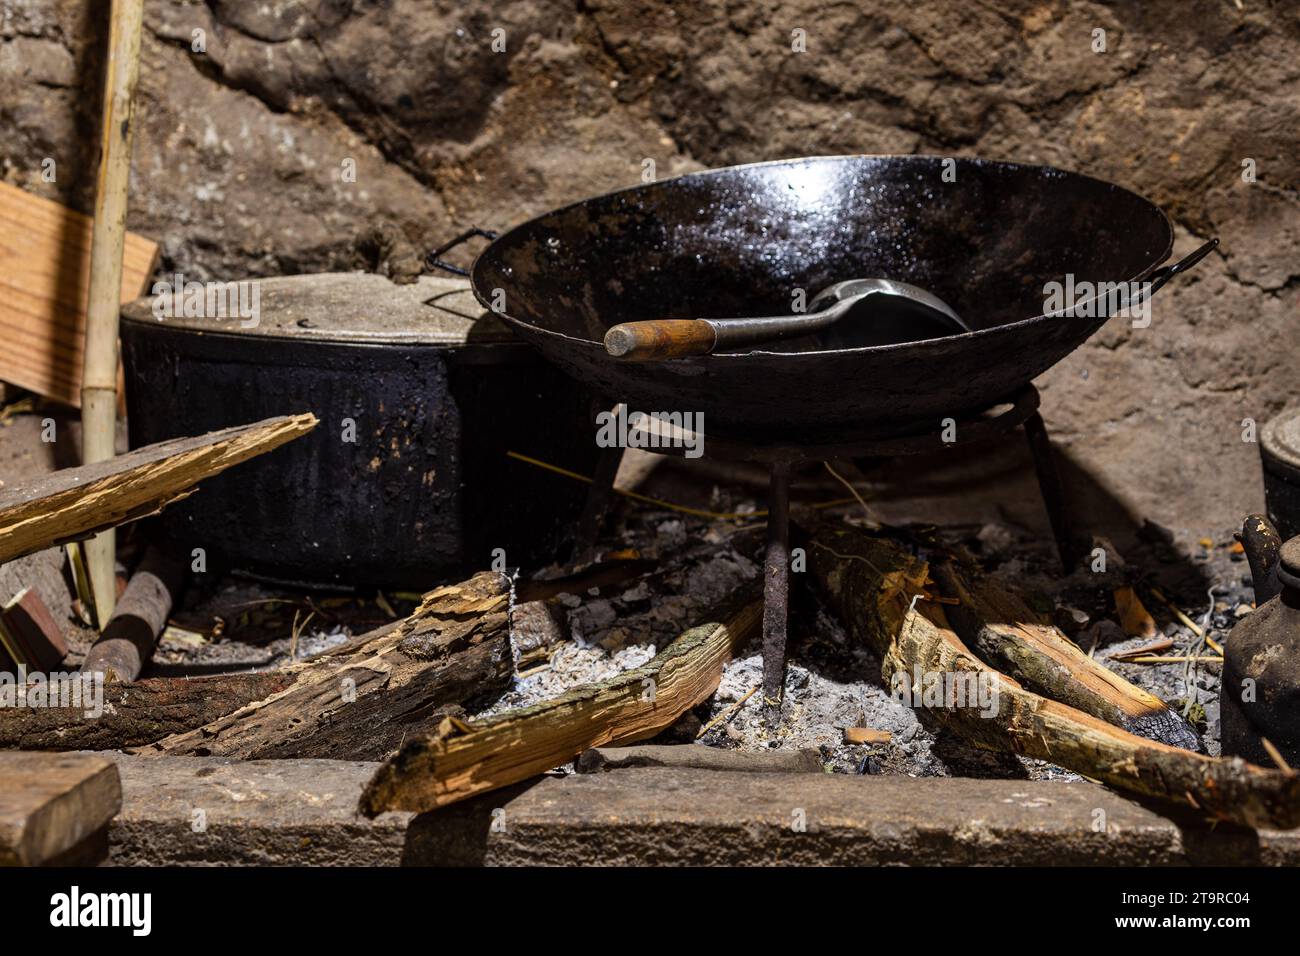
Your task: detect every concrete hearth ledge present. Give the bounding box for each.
[104,755,411,866]
[101,754,1300,866]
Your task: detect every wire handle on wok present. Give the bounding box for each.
[425,227,499,277]
[1149,238,1219,294]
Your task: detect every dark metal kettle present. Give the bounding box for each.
[1225,515,1300,767]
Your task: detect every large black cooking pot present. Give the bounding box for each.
[468,155,1213,444]
[120,274,598,589]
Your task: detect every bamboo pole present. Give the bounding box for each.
[80,0,146,626]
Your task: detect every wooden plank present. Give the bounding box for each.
[0,181,158,406]
[0,751,121,865]
[0,413,317,565]
[807,523,1300,830]
[359,584,763,816]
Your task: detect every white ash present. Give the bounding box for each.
[476,545,759,715]
[653,519,689,551]
[284,625,352,661]
[477,511,1247,781]
[478,639,661,717]
[703,652,945,776]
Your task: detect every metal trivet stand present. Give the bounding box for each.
[572,384,1077,712]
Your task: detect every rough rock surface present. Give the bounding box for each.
[408,765,1300,866]
[3,0,1298,534]
[99,754,1300,865]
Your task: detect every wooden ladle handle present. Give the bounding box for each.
[603,319,718,361]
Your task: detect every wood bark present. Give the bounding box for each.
[82,547,187,682]
[808,523,1300,830]
[930,558,1202,751]
[0,414,316,565]
[144,571,515,761]
[359,583,763,816]
[0,672,294,750]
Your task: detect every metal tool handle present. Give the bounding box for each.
[425,227,499,277]
[1148,238,1218,294]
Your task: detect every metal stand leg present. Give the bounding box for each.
[1023,411,1077,572]
[572,444,624,566]
[761,462,792,712]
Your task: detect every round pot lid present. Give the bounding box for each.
[119,273,518,346]
[1263,409,1300,483]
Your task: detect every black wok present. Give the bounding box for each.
[464,156,1212,443]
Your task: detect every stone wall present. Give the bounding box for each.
[2,0,1297,536]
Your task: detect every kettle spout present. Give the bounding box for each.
[1239,514,1283,605]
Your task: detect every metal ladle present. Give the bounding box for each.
[603,278,971,361]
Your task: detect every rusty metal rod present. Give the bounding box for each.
[1023,411,1077,572]
[761,461,792,707]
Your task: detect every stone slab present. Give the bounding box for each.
[420,768,1300,866]
[104,754,413,866]
[101,754,1300,866]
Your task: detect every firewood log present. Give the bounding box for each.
[0,414,316,566]
[143,571,514,761]
[359,584,763,816]
[807,522,1300,830]
[0,672,293,750]
[929,557,1202,751]
[81,547,187,682]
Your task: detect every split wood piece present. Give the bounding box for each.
[359,584,763,816]
[0,752,121,866]
[0,587,68,672]
[1111,639,1175,661]
[65,541,97,626]
[576,743,823,774]
[0,182,158,407]
[1114,585,1158,638]
[0,414,317,565]
[807,524,1300,830]
[0,672,293,751]
[0,548,72,630]
[512,558,661,667]
[514,532,757,670]
[844,727,892,745]
[145,571,515,761]
[930,559,1202,752]
[515,556,657,604]
[511,600,568,668]
[82,547,187,682]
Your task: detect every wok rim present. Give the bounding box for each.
[470,154,1175,361]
